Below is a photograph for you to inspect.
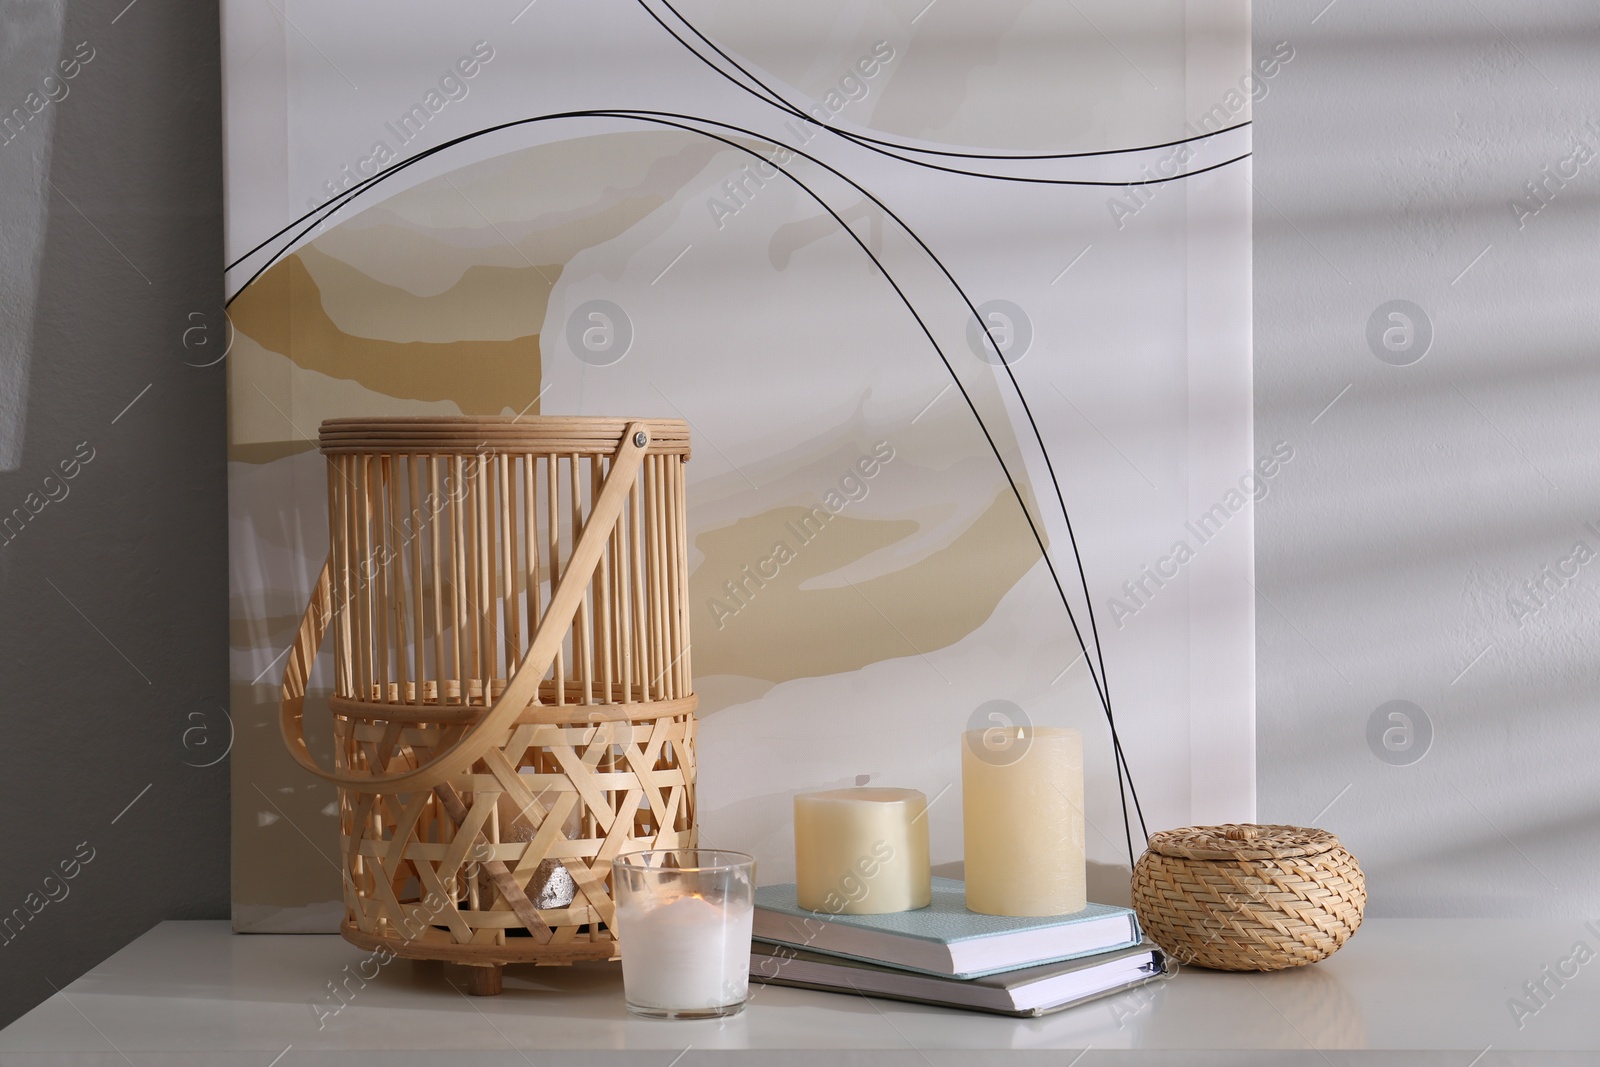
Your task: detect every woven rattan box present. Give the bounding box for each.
[1131,823,1366,972]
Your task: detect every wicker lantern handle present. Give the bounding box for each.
[277,422,654,794]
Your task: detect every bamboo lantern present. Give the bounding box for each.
[279,416,696,994]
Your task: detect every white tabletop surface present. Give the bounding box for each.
[0,919,1595,1065]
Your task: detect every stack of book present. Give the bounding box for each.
[748,877,1171,1017]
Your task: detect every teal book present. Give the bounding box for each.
[752,877,1142,979]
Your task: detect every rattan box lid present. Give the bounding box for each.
[1144,823,1342,862]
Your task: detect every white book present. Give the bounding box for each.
[750,940,1172,1017]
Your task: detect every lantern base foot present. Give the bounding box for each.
[456,963,503,996]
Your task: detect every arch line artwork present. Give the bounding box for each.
[229,104,1248,864]
[638,0,1252,185]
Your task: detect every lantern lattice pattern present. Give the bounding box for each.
[280,417,696,988]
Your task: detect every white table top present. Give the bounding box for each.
[0,919,1593,1065]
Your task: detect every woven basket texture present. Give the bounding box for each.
[1131,823,1365,972]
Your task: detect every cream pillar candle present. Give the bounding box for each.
[962,726,1086,916]
[794,787,931,914]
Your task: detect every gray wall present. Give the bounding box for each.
[1254,0,1599,916]
[0,0,228,1029]
[0,0,1592,1032]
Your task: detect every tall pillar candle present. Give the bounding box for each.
[794,787,931,914]
[962,726,1086,916]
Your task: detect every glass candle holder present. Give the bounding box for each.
[612,849,756,1019]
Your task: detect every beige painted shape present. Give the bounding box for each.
[311,195,666,298]
[229,252,541,418]
[227,331,462,459]
[296,243,560,343]
[689,489,1037,685]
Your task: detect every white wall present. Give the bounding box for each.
[1254,0,1600,916]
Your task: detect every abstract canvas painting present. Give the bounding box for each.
[222,0,1256,930]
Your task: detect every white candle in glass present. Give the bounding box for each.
[962,725,1086,916]
[615,891,753,1013]
[794,787,931,914]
